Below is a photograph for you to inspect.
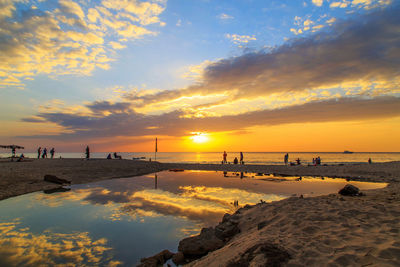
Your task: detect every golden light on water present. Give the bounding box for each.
[190,132,209,143]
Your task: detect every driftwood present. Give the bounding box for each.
[44,174,71,185]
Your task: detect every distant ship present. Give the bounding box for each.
[343,150,354,154]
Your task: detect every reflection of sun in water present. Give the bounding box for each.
[191,132,209,143]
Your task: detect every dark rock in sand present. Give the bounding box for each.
[221,213,240,224]
[338,184,360,196]
[215,220,240,241]
[138,249,174,267]
[178,227,224,257]
[44,174,71,185]
[172,251,185,265]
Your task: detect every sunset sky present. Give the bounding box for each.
[1,0,399,152]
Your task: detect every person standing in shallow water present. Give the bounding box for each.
[223,151,227,164]
[50,148,55,159]
[284,153,289,165]
[37,147,41,159]
[240,152,244,164]
[85,146,90,159]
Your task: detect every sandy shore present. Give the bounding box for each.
[0,158,167,201]
[1,159,400,266]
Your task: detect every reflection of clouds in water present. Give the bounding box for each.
[34,183,286,226]
[179,186,286,206]
[118,189,228,225]
[35,188,94,207]
[0,221,122,266]
[110,207,162,222]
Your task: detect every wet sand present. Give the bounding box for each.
[1,159,400,266]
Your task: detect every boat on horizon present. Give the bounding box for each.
[343,150,354,154]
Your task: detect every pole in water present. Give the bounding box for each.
[155,137,157,161]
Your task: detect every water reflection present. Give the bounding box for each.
[0,170,386,265]
[0,220,121,266]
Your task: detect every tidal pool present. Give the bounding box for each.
[0,170,386,266]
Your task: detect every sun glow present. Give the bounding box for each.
[190,132,209,143]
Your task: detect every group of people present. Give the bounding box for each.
[85,146,123,160]
[312,156,321,166]
[107,152,122,159]
[284,153,321,166]
[222,151,244,165]
[37,147,55,159]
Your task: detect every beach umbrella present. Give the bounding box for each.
[0,145,25,157]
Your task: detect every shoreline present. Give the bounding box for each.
[1,159,398,201]
[1,159,400,266]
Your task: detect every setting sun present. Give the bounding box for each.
[190,132,209,143]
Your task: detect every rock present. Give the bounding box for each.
[138,249,174,267]
[338,184,360,196]
[178,227,224,257]
[222,213,231,223]
[215,221,240,241]
[44,175,71,184]
[172,251,185,265]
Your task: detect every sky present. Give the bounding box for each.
[0,0,399,152]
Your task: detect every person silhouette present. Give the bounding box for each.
[85,146,90,159]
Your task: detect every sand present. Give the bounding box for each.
[1,158,400,266]
[0,158,167,201]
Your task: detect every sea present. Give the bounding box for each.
[1,151,400,165]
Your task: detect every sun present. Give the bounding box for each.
[190,132,209,143]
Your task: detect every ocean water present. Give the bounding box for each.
[1,151,399,165]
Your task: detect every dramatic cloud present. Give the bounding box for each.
[19,4,400,142]
[21,96,400,140]
[125,5,399,106]
[0,0,166,87]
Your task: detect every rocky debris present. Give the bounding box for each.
[226,242,291,267]
[44,174,71,185]
[178,227,224,257]
[137,249,174,267]
[338,184,361,196]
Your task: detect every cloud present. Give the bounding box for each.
[312,0,324,7]
[225,34,257,46]
[19,4,400,141]
[21,96,400,140]
[181,60,217,81]
[329,0,392,9]
[0,0,166,88]
[330,1,348,8]
[218,13,234,20]
[124,5,400,106]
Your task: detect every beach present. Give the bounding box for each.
[1,159,400,266]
